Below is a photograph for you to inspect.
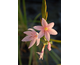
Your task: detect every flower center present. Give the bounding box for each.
[35,32,38,37]
[44,27,48,31]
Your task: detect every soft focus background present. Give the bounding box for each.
[18,0,61,65]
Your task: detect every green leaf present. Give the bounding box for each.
[44,48,49,65]
[45,12,48,20]
[18,7,24,24]
[41,0,47,19]
[51,45,61,52]
[18,0,20,8]
[49,51,59,64]
[34,13,41,22]
[18,36,22,65]
[28,47,33,65]
[51,50,61,62]
[33,45,38,65]
[57,64,61,65]
[22,0,27,27]
[50,39,61,43]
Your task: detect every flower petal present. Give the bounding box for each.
[22,36,32,42]
[28,38,37,48]
[42,57,43,60]
[33,26,43,30]
[28,28,36,33]
[24,31,32,35]
[36,52,41,55]
[48,29,58,35]
[38,30,44,39]
[36,39,40,46]
[42,18,48,27]
[45,31,50,41]
[48,22,54,28]
[37,52,44,60]
[47,42,51,51]
[39,54,43,60]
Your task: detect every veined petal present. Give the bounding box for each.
[36,39,40,46]
[33,26,43,30]
[28,38,37,48]
[48,22,54,28]
[42,18,48,27]
[45,31,50,41]
[22,36,31,42]
[48,29,58,35]
[38,30,44,39]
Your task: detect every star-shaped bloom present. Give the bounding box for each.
[37,45,45,60]
[47,42,51,51]
[22,28,40,49]
[33,18,58,41]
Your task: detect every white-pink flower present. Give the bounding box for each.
[33,18,58,41]
[47,42,51,51]
[37,45,45,60]
[22,28,40,49]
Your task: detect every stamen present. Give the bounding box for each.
[44,27,48,31]
[35,32,38,37]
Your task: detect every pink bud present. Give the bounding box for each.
[47,42,51,51]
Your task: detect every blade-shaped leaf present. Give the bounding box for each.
[51,50,61,62]
[22,0,27,27]
[18,36,22,65]
[50,39,61,43]
[49,51,59,64]
[51,45,61,52]
[41,0,48,19]
[28,47,33,65]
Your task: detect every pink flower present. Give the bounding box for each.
[37,45,45,60]
[47,42,51,51]
[22,28,40,49]
[33,18,58,41]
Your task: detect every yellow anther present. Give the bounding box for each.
[44,27,48,31]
